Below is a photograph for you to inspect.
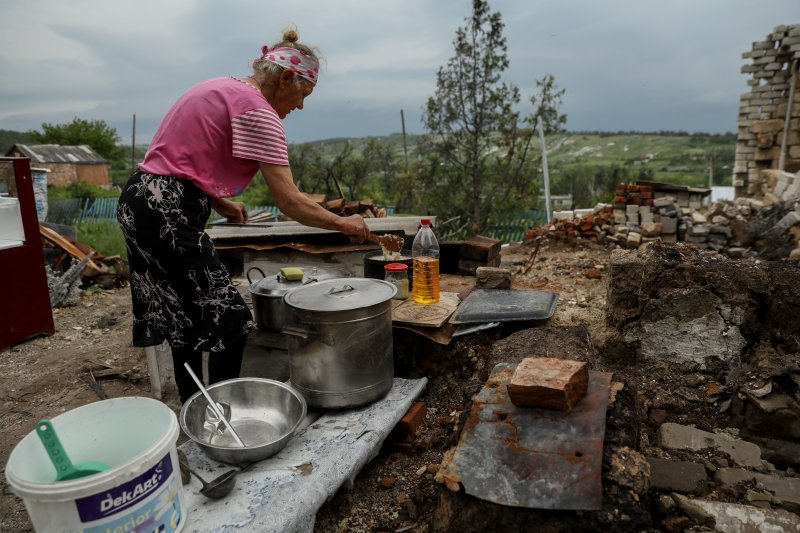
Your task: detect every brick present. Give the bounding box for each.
[656,423,762,468]
[391,402,427,441]
[460,235,501,262]
[641,222,662,237]
[506,357,588,412]
[751,119,785,133]
[647,458,707,494]
[475,267,511,289]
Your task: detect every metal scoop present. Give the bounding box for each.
[183,363,246,447]
[36,419,110,481]
[181,461,238,500]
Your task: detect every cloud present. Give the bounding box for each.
[1,0,797,143]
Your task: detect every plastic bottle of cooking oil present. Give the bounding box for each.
[411,218,439,304]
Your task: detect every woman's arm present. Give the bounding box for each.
[211,197,248,223]
[259,162,369,242]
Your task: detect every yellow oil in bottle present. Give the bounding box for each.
[412,256,440,304]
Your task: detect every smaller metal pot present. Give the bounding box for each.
[247,265,352,332]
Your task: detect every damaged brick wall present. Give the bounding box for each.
[734,24,800,197]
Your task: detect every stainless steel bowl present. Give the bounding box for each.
[179,378,307,465]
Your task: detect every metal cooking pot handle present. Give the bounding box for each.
[246,266,265,284]
[326,284,355,295]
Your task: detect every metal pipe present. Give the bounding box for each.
[537,120,552,223]
[779,59,798,171]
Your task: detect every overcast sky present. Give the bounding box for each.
[0,1,797,145]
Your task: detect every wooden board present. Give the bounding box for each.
[391,292,460,328]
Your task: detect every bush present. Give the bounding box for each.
[76,220,127,259]
[49,182,119,201]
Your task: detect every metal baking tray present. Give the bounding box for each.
[449,289,558,324]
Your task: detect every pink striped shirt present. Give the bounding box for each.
[140,77,288,198]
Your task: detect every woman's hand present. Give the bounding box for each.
[338,214,370,243]
[211,197,249,224]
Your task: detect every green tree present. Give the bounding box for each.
[528,74,566,135]
[420,0,566,234]
[30,117,123,162]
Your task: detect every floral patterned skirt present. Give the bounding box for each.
[117,170,254,352]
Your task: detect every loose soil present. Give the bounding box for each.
[0,239,791,532]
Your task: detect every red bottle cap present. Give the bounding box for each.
[384,263,408,271]
[420,217,430,226]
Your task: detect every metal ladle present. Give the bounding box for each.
[183,363,246,447]
[181,462,238,500]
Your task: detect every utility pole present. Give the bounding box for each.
[131,114,136,171]
[400,109,409,172]
[537,120,552,223]
[708,151,714,189]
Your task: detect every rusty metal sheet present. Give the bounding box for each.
[439,364,612,510]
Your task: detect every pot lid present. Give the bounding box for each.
[248,266,352,297]
[284,278,397,312]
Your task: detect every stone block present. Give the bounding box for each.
[626,232,642,248]
[751,119,785,134]
[506,357,588,412]
[475,267,512,289]
[656,423,762,468]
[460,235,501,262]
[647,458,707,494]
[641,222,662,238]
[715,468,800,508]
[458,255,501,275]
[653,195,676,207]
[660,216,678,234]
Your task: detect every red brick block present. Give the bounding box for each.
[460,235,501,262]
[393,402,427,439]
[506,358,588,412]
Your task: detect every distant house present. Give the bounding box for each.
[4,144,110,187]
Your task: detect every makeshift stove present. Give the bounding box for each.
[208,216,433,278]
[206,217,436,380]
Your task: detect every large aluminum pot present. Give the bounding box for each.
[247,265,353,332]
[283,278,397,408]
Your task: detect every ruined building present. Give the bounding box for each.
[734,24,800,199]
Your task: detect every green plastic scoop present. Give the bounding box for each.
[35,419,110,481]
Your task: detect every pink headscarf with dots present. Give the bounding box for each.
[253,45,319,85]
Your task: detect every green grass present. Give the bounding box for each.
[76,220,127,259]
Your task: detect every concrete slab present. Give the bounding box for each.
[178,377,427,532]
[647,457,707,494]
[657,423,762,468]
[688,498,800,532]
[715,468,800,507]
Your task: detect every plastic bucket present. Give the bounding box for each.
[5,397,186,532]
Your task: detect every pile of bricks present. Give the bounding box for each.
[527,177,800,259]
[734,24,800,199]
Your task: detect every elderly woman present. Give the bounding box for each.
[117,29,369,402]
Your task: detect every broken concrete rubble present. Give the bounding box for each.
[527,174,800,260]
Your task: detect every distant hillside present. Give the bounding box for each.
[301,130,737,189]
